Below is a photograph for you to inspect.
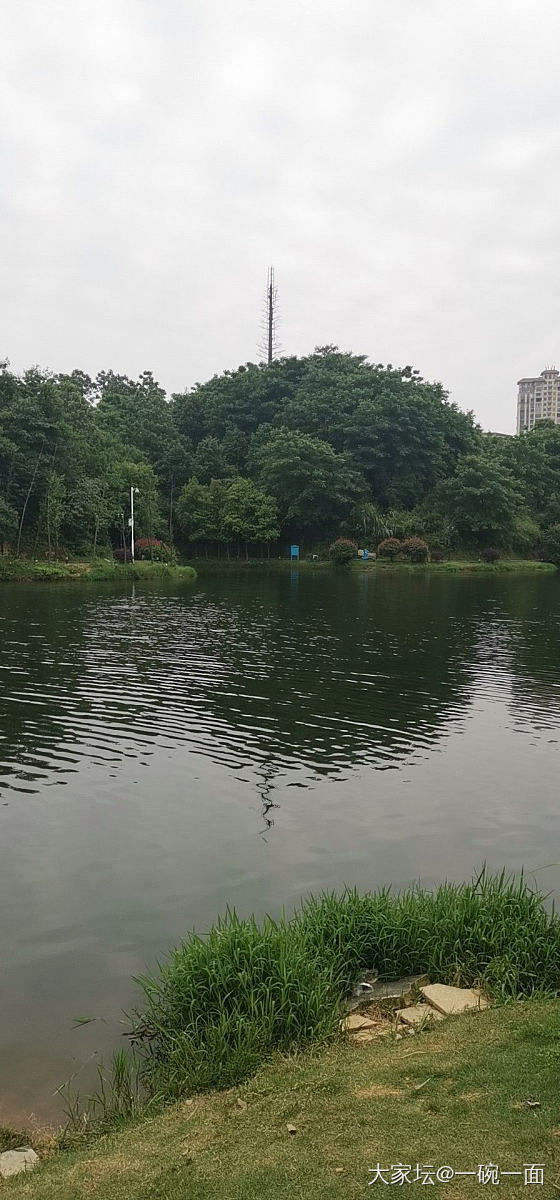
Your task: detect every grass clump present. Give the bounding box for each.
[128,871,560,1106]
[87,560,196,582]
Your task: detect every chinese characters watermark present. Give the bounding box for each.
[368,1162,545,1185]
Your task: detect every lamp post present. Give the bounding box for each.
[130,487,139,562]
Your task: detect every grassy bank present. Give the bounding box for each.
[0,559,197,583]
[110,873,560,1111]
[86,560,197,583]
[12,1000,560,1198]
[193,557,556,574]
[1,556,552,581]
[0,559,91,582]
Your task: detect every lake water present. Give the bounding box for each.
[1,569,559,1124]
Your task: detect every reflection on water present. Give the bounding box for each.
[0,570,559,1122]
[0,575,490,791]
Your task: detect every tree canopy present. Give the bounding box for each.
[1,347,557,558]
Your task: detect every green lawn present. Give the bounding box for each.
[12,1000,560,1199]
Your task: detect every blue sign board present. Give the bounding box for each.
[290,544,300,560]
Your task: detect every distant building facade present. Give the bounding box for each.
[517,368,560,433]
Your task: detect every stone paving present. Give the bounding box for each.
[341,975,489,1043]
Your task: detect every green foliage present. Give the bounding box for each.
[511,514,541,557]
[0,352,553,558]
[135,538,175,563]
[377,537,402,560]
[0,495,18,549]
[253,427,364,537]
[433,454,521,547]
[87,561,196,582]
[401,536,429,563]
[542,523,560,565]
[40,470,66,556]
[222,478,280,551]
[329,538,358,565]
[0,559,80,582]
[176,477,279,554]
[128,871,560,1103]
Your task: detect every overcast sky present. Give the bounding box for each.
[2,1,560,431]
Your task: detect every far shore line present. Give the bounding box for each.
[0,556,555,583]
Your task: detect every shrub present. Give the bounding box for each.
[135,537,174,563]
[481,547,500,563]
[542,524,560,566]
[402,536,429,563]
[377,537,402,560]
[128,871,560,1104]
[429,547,445,563]
[329,537,358,565]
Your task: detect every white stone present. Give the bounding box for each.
[0,1148,39,1179]
[419,984,489,1016]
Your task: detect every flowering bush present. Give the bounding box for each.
[402,536,429,563]
[377,537,402,560]
[329,537,358,565]
[135,537,174,563]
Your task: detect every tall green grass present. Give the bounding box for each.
[87,560,196,582]
[128,871,560,1104]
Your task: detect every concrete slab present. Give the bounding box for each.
[396,1003,444,1028]
[342,1013,379,1032]
[419,984,489,1016]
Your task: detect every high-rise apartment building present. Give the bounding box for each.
[517,368,560,433]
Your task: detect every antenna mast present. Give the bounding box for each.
[267,267,274,365]
[260,266,279,364]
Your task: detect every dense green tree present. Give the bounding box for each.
[252,427,364,537]
[433,454,521,547]
[176,478,215,547]
[223,478,279,557]
[191,436,235,484]
[488,424,560,529]
[0,350,549,560]
[40,471,66,557]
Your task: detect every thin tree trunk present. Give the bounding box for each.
[46,486,52,559]
[16,444,44,556]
